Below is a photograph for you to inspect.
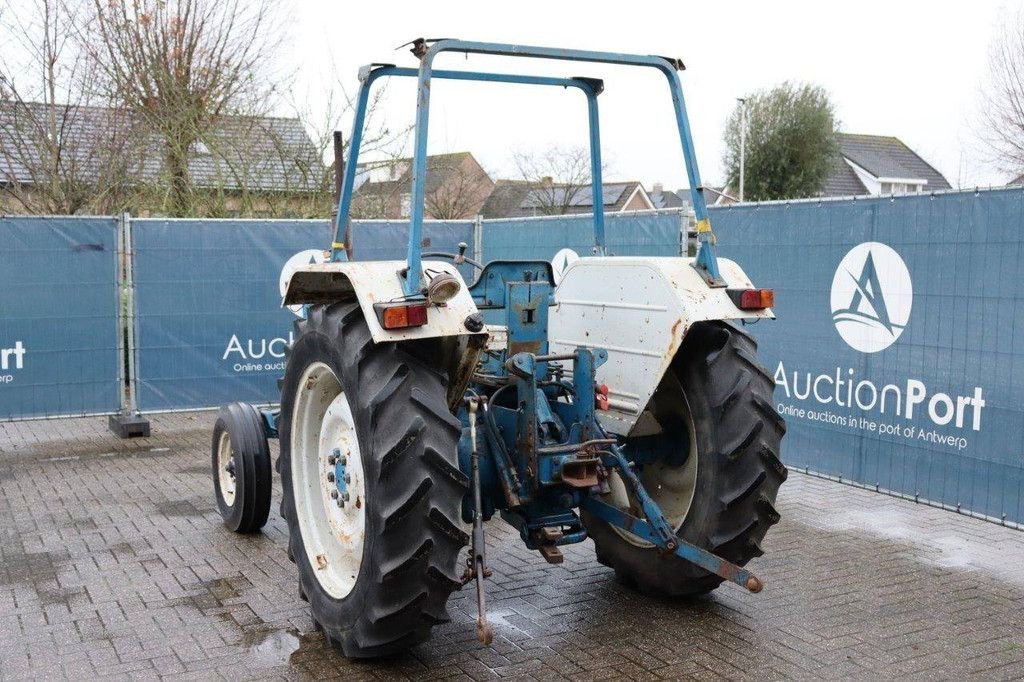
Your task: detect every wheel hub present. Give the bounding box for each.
[216,430,236,507]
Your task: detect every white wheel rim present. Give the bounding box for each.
[291,362,366,599]
[217,430,236,507]
[608,393,698,548]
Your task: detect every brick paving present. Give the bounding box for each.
[1,412,1023,681]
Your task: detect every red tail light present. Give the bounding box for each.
[374,302,429,329]
[727,288,774,310]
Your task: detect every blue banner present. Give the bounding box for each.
[352,219,475,260]
[0,216,120,419]
[132,219,331,411]
[352,220,476,280]
[712,189,1024,524]
[481,210,682,262]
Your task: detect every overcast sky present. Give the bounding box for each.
[284,1,1015,191]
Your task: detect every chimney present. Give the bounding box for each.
[653,182,663,194]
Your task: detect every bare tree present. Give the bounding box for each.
[277,72,412,219]
[513,145,594,215]
[86,0,282,216]
[424,154,493,220]
[981,11,1024,178]
[0,0,139,214]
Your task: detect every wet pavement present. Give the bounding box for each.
[1,412,1023,680]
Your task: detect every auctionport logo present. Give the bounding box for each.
[0,341,26,384]
[280,249,327,317]
[830,242,912,353]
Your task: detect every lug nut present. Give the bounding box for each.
[343,473,351,485]
[327,472,335,482]
[336,498,345,508]
[330,490,339,500]
[339,456,347,466]
[328,454,337,465]
[342,491,350,502]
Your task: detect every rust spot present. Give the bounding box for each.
[355,496,362,509]
[670,318,682,338]
[508,339,543,356]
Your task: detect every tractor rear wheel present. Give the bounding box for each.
[583,321,786,596]
[278,303,469,658]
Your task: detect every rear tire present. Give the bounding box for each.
[212,402,272,533]
[583,321,787,596]
[278,303,469,658]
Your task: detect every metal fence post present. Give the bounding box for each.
[473,214,484,264]
[108,212,151,438]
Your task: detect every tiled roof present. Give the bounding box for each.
[823,152,868,196]
[479,180,533,218]
[648,186,686,209]
[0,101,323,192]
[835,133,951,190]
[481,180,646,218]
[355,152,475,198]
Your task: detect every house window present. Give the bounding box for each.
[880,182,891,194]
[400,193,411,218]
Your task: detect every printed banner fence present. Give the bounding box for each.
[481,210,684,263]
[0,216,121,419]
[712,189,1024,525]
[131,219,331,411]
[3,199,1020,528]
[351,219,477,280]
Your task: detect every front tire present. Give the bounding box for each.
[278,303,469,658]
[584,321,787,596]
[212,402,272,533]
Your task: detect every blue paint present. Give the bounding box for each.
[333,448,348,495]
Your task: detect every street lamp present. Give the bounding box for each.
[737,97,747,202]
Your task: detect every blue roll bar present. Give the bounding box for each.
[331,39,723,295]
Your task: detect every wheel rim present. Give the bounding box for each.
[607,390,698,549]
[216,430,236,507]
[290,361,366,600]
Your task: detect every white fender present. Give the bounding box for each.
[548,256,775,436]
[282,260,483,344]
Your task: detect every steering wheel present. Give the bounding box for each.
[422,242,485,271]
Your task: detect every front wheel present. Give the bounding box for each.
[212,402,272,533]
[278,303,469,658]
[584,321,787,596]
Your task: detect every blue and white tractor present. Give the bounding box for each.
[211,38,786,658]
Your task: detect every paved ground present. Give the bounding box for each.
[1,412,1023,681]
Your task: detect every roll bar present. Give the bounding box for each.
[330,38,723,295]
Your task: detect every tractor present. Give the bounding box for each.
[211,38,786,658]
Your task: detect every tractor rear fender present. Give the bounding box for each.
[282,259,486,408]
[548,256,775,436]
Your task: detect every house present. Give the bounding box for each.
[351,152,493,220]
[824,133,952,197]
[706,133,953,205]
[647,183,692,211]
[0,101,325,216]
[480,179,653,218]
[1008,173,1024,186]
